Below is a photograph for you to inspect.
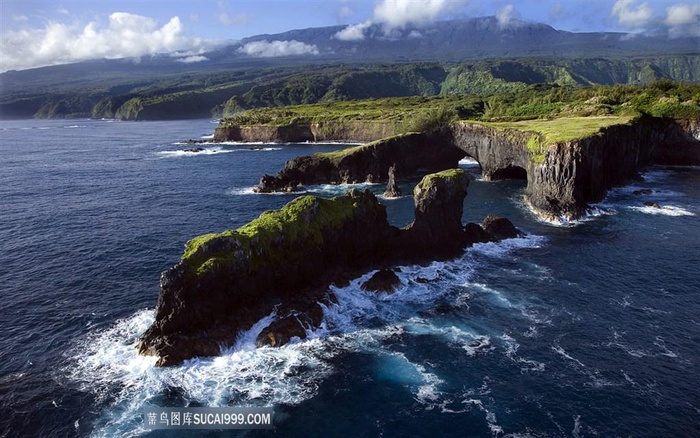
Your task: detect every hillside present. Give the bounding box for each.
[1,16,698,120]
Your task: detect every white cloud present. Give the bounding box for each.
[496,4,521,28]
[176,55,209,63]
[333,0,465,41]
[13,14,29,23]
[333,21,372,41]
[218,12,250,26]
[664,3,700,37]
[549,3,563,22]
[611,0,654,29]
[374,0,462,30]
[338,4,354,21]
[238,40,320,57]
[0,12,216,71]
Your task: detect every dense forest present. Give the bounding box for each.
[1,56,699,121]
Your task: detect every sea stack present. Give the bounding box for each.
[383,164,402,198]
[138,169,520,366]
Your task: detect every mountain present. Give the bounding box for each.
[1,17,698,120]
[233,17,698,62]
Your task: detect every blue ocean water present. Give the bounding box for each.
[0,119,698,437]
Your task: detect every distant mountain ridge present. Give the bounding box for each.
[1,16,698,120]
[230,16,698,61]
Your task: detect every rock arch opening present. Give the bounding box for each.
[491,165,528,181]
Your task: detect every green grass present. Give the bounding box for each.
[181,194,366,276]
[219,96,467,127]
[480,116,634,143]
[314,133,417,160]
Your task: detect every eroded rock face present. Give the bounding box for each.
[255,132,465,193]
[406,169,471,256]
[250,118,700,221]
[139,169,505,366]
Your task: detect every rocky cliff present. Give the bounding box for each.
[252,117,700,221]
[138,169,518,366]
[255,131,465,192]
[213,121,398,143]
[524,118,700,220]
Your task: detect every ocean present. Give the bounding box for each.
[0,118,698,437]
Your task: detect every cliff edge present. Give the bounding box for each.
[253,117,700,221]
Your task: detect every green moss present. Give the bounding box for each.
[181,194,364,276]
[315,132,417,161]
[527,135,546,164]
[414,168,466,195]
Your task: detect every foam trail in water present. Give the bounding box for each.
[157,147,232,157]
[627,205,695,216]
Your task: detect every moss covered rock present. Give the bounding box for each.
[139,168,517,366]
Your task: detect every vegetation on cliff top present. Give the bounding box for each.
[414,169,468,196]
[222,80,700,130]
[182,193,373,276]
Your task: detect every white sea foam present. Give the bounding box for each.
[67,230,550,437]
[68,309,339,437]
[157,147,233,157]
[303,182,380,196]
[531,204,617,227]
[469,234,547,259]
[627,205,695,216]
[225,186,258,195]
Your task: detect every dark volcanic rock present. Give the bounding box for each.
[252,117,700,221]
[463,222,493,244]
[644,201,661,208]
[139,168,509,365]
[383,164,402,198]
[255,132,465,193]
[361,269,402,294]
[633,188,653,195]
[406,169,470,256]
[183,147,205,153]
[482,214,521,240]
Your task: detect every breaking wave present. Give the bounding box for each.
[65,234,546,437]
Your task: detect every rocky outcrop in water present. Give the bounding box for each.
[383,164,402,198]
[138,169,521,365]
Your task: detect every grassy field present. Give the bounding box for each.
[480,116,634,143]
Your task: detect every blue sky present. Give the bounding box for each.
[1,1,699,71]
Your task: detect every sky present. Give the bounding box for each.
[1,0,699,71]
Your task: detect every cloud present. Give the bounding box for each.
[176,55,209,63]
[238,40,320,57]
[664,3,700,37]
[338,3,354,21]
[333,0,465,41]
[374,0,461,30]
[333,21,372,41]
[496,4,521,28]
[611,0,654,29]
[549,3,563,22]
[218,12,250,26]
[1,12,216,71]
